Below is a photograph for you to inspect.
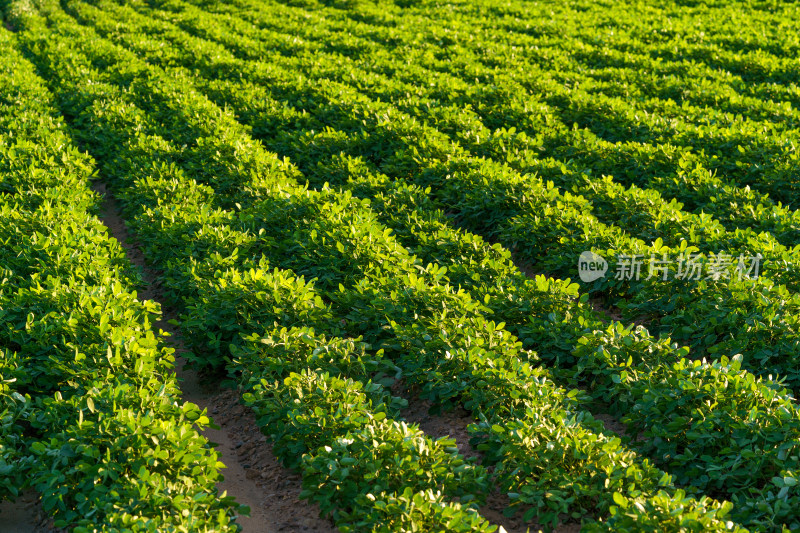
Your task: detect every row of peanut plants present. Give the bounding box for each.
[14,1,800,528]
[201,0,800,233]
[77,0,800,407]
[4,0,764,527]
[0,24,242,531]
[0,3,535,531]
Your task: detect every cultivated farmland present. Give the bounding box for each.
[1,0,799,531]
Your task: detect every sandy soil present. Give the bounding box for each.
[205,389,337,532]
[510,252,542,280]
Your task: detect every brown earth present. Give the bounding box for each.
[593,412,628,437]
[0,491,63,533]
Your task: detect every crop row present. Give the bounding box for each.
[64,0,800,527]
[196,0,800,239]
[73,0,800,412]
[152,0,800,305]
[10,0,800,529]
[2,4,512,531]
[0,24,241,531]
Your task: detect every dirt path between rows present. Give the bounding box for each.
[91,182,335,533]
[0,491,62,533]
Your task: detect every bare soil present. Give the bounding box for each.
[510,252,542,280]
[204,389,337,532]
[588,297,623,324]
[593,412,628,437]
[0,491,62,533]
[91,182,334,532]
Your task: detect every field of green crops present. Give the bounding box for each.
[1,0,800,530]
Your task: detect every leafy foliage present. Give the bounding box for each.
[6,0,800,529]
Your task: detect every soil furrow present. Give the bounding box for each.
[0,491,62,533]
